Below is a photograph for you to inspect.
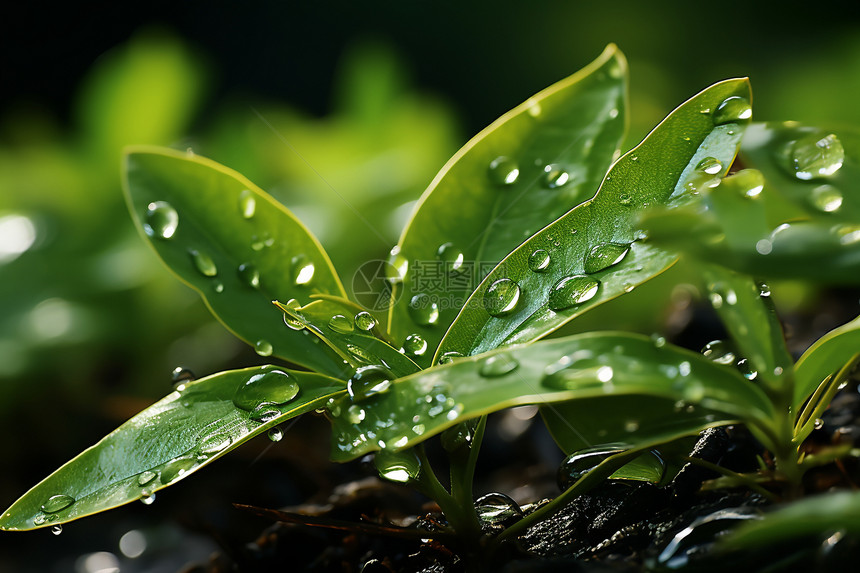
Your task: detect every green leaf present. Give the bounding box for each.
[327,332,775,462]
[386,45,629,366]
[0,367,345,531]
[794,314,860,410]
[123,146,348,377]
[436,79,751,360]
[720,491,860,551]
[275,297,420,377]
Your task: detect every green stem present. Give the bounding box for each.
[793,354,860,446]
[683,456,778,502]
[416,444,481,542]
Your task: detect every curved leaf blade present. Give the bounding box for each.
[123,146,348,377]
[327,332,775,462]
[436,79,751,360]
[387,45,629,366]
[0,367,345,531]
[794,314,860,409]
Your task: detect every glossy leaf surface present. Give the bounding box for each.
[437,79,751,360]
[387,45,628,366]
[0,367,345,531]
[794,314,860,409]
[328,332,775,462]
[123,147,348,377]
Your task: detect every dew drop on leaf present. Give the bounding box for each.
[51,525,63,536]
[787,132,844,180]
[408,294,440,326]
[291,255,315,286]
[386,246,409,283]
[254,339,273,356]
[548,275,599,311]
[696,157,723,175]
[439,351,464,365]
[557,446,626,488]
[237,263,260,288]
[197,433,232,455]
[712,96,752,125]
[160,457,196,483]
[328,314,354,334]
[233,369,300,413]
[171,366,196,386]
[484,278,521,316]
[213,281,224,293]
[346,404,366,423]
[267,427,284,442]
[436,242,465,273]
[488,156,519,186]
[347,365,394,401]
[810,184,843,213]
[403,333,428,356]
[354,311,377,331]
[541,164,570,189]
[189,249,217,277]
[528,249,551,272]
[40,495,74,514]
[737,358,758,381]
[479,353,520,377]
[374,450,421,483]
[138,471,157,486]
[584,242,630,274]
[140,493,156,506]
[281,299,306,330]
[144,201,178,239]
[701,340,736,365]
[238,189,256,219]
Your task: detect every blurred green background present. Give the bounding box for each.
[1,0,859,569]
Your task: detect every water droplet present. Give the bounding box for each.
[189,249,217,277]
[33,514,47,525]
[328,314,354,334]
[144,201,179,239]
[814,418,825,430]
[584,242,630,274]
[625,420,640,432]
[811,184,843,213]
[439,351,464,365]
[542,164,570,189]
[171,367,195,387]
[696,157,723,175]
[484,278,521,316]
[268,427,284,442]
[138,471,157,486]
[346,404,366,423]
[238,189,256,219]
[41,495,74,514]
[254,339,273,356]
[374,450,421,483]
[251,233,275,251]
[651,334,666,348]
[788,132,844,180]
[140,493,156,505]
[403,333,428,356]
[198,433,232,455]
[479,353,519,377]
[233,370,300,414]
[281,299,306,330]
[731,169,765,198]
[701,340,736,365]
[758,282,771,298]
[441,421,476,452]
[548,275,599,311]
[712,96,752,125]
[347,365,394,401]
[354,311,377,331]
[409,294,439,326]
[213,281,224,293]
[557,445,626,486]
[386,246,409,283]
[528,249,550,272]
[737,358,758,381]
[488,156,520,186]
[51,525,63,536]
[291,255,315,286]
[436,242,465,273]
[161,457,196,483]
[237,263,260,288]
[619,193,633,206]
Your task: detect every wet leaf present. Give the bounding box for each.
[387,45,628,366]
[0,367,345,531]
[123,147,348,377]
[327,332,776,462]
[794,314,860,410]
[436,79,750,360]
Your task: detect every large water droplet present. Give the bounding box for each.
[140,493,156,505]
[386,246,409,283]
[542,164,570,189]
[810,184,843,213]
[354,311,377,331]
[479,353,519,377]
[233,370,300,414]
[584,242,630,274]
[254,339,273,356]
[197,433,232,455]
[161,457,196,483]
[439,351,464,365]
[528,249,550,272]
[138,471,157,486]
[701,340,736,365]
[557,445,626,487]
[268,427,284,442]
[696,157,723,175]
[408,293,439,326]
[347,365,394,401]
[281,299,306,330]
[41,494,75,514]
[374,449,421,483]
[144,201,178,239]
[737,358,758,381]
[237,263,260,288]
[403,333,428,356]
[171,367,195,387]
[488,156,519,186]
[238,189,256,219]
[788,133,844,180]
[712,96,752,125]
[548,275,599,310]
[328,314,354,334]
[436,242,465,273]
[51,525,63,536]
[189,249,217,277]
[484,278,521,316]
[291,255,315,286]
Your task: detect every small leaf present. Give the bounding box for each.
[436,79,751,360]
[0,367,345,531]
[387,45,629,366]
[327,332,776,462]
[123,147,348,377]
[794,314,860,410]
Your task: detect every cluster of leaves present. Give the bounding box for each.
[4,44,860,561]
